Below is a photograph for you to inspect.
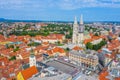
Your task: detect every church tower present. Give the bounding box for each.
[29,49,36,67]
[72,16,79,44]
[78,14,84,43]
[72,15,85,44]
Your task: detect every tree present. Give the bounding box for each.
[13,46,19,52]
[66,47,70,51]
[86,39,107,51]
[57,41,60,44]
[28,42,40,46]
[86,42,93,50]
[9,45,14,48]
[66,34,71,39]
[9,56,16,61]
[94,33,99,36]
[93,45,99,51]
[5,44,9,48]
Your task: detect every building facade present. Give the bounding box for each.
[69,50,99,71]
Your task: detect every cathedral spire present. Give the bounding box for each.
[74,16,78,24]
[80,14,83,25]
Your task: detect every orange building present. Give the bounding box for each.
[17,66,38,80]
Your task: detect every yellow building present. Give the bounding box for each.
[17,72,24,80]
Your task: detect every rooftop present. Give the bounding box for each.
[20,66,38,80]
[69,50,98,60]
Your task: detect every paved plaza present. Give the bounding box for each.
[46,60,78,75]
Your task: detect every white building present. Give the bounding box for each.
[29,49,36,67]
[91,38,103,45]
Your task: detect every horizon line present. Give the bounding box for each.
[0,18,120,23]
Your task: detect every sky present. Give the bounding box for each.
[0,0,120,21]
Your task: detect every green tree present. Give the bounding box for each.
[66,47,70,51]
[66,34,72,39]
[86,42,93,50]
[9,56,16,61]
[28,42,41,46]
[94,33,99,36]
[13,46,19,52]
[93,45,99,51]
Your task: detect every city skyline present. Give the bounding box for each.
[0,0,120,21]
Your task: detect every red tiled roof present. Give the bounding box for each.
[72,46,83,51]
[107,39,120,51]
[20,52,30,59]
[35,35,41,40]
[42,42,49,46]
[99,71,109,80]
[115,77,120,80]
[0,34,5,41]
[21,66,38,80]
[41,34,64,40]
[52,47,65,53]
[84,35,105,44]
[47,50,53,55]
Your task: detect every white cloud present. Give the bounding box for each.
[0,0,57,9]
[0,0,120,10]
[58,0,120,10]
[0,0,30,9]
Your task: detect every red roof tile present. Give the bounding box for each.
[115,77,120,80]
[21,66,38,80]
[52,47,65,53]
[72,46,83,51]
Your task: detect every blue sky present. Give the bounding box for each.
[0,0,120,21]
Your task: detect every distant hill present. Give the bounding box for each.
[0,18,6,21]
[0,18,43,22]
[0,18,120,24]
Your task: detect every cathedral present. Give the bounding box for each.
[72,15,90,44]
